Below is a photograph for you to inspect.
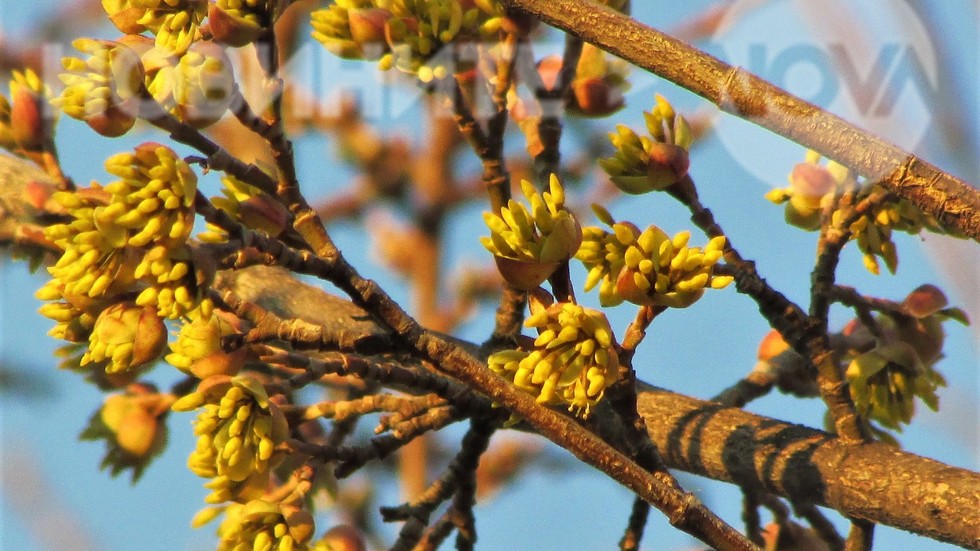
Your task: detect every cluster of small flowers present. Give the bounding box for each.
[576,205,732,308]
[104,0,205,53]
[488,298,619,417]
[599,94,693,194]
[765,150,954,274]
[56,35,235,137]
[311,0,504,81]
[210,500,316,551]
[80,382,174,481]
[198,174,290,243]
[480,174,581,290]
[37,143,206,374]
[841,285,967,431]
[172,376,322,550]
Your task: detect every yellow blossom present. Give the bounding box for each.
[480,174,581,290]
[172,375,289,482]
[576,205,731,308]
[488,300,619,417]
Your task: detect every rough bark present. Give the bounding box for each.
[637,383,980,549]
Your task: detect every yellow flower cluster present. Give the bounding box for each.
[311,0,503,81]
[146,41,235,128]
[576,206,732,308]
[598,94,693,194]
[101,143,197,246]
[166,308,246,379]
[37,143,202,374]
[209,0,266,47]
[102,0,207,54]
[488,301,619,417]
[55,38,143,137]
[213,500,315,551]
[766,151,955,275]
[80,383,174,481]
[172,375,289,483]
[842,285,966,430]
[83,302,167,373]
[199,174,289,242]
[845,342,943,430]
[480,174,581,290]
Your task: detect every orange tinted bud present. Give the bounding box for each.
[10,86,46,150]
[537,55,562,91]
[756,330,790,362]
[84,103,136,137]
[24,180,55,211]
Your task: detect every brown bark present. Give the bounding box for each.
[637,384,980,549]
[497,0,980,241]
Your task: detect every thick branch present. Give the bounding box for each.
[636,384,980,549]
[498,0,980,241]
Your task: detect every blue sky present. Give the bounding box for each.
[1,1,976,550]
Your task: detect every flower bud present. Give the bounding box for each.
[56,38,144,138]
[788,162,836,211]
[238,195,290,237]
[103,0,148,34]
[571,77,624,117]
[83,383,173,480]
[166,308,246,378]
[756,329,790,362]
[481,175,582,290]
[208,3,265,47]
[901,284,948,318]
[83,302,167,373]
[317,525,367,551]
[147,41,234,128]
[348,8,393,47]
[9,70,51,151]
[644,142,690,189]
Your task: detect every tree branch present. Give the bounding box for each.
[497,0,980,241]
[636,383,980,549]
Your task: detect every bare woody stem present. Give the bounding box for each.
[638,383,980,549]
[497,0,980,241]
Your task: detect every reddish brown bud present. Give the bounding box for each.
[537,55,563,91]
[901,284,948,319]
[84,103,136,137]
[645,142,690,189]
[571,77,623,117]
[493,255,560,291]
[757,329,790,362]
